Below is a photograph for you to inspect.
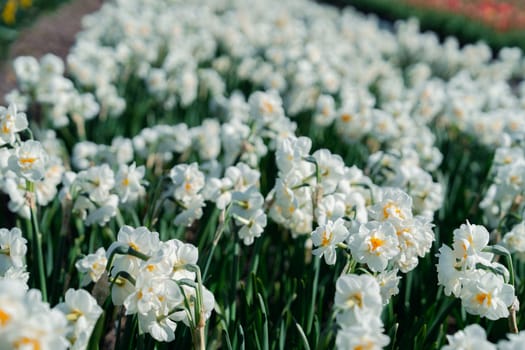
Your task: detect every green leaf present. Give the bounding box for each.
[294,321,311,350]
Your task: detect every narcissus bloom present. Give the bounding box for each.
[311,218,348,265]
[442,324,496,350]
[460,270,515,320]
[0,227,27,276]
[0,104,28,146]
[8,140,49,182]
[55,288,103,350]
[348,221,399,272]
[334,274,382,326]
[75,247,107,286]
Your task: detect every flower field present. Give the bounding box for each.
[1,0,525,348]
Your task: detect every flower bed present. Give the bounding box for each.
[1,0,525,348]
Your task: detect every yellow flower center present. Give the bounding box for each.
[122,177,130,187]
[19,156,38,170]
[346,292,363,308]
[369,236,384,253]
[129,242,140,252]
[0,308,11,326]
[262,100,274,114]
[1,123,10,134]
[321,230,333,247]
[475,292,492,306]
[13,337,41,350]
[66,308,84,322]
[382,202,404,220]
[341,113,352,123]
[354,342,374,350]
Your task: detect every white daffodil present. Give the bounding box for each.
[503,221,525,260]
[334,274,383,326]
[460,270,515,320]
[498,331,525,349]
[0,103,28,146]
[375,269,401,305]
[155,239,199,281]
[0,227,27,276]
[55,288,103,350]
[115,162,146,203]
[348,221,399,272]
[442,324,496,350]
[0,280,69,350]
[452,221,493,267]
[236,208,267,246]
[336,321,390,350]
[75,247,108,287]
[8,140,49,182]
[311,218,348,265]
[368,187,413,223]
[436,245,464,297]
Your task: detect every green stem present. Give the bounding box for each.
[203,205,232,280]
[28,184,48,301]
[307,257,320,335]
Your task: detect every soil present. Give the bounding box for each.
[0,0,105,104]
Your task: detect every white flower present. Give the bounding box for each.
[8,140,49,182]
[231,186,265,219]
[275,136,313,176]
[503,222,525,260]
[108,226,161,277]
[315,194,346,226]
[393,216,434,272]
[452,221,492,265]
[442,324,496,350]
[0,104,28,146]
[312,149,345,194]
[236,208,267,246]
[311,218,349,265]
[334,274,383,326]
[115,162,146,203]
[436,245,464,297]
[314,94,336,126]
[191,119,221,161]
[460,271,515,320]
[0,227,27,275]
[55,288,103,350]
[376,269,401,305]
[0,280,69,350]
[173,196,205,227]
[75,247,107,287]
[170,163,205,202]
[154,239,199,281]
[13,56,40,87]
[349,221,400,272]
[368,188,413,223]
[336,321,390,350]
[0,266,29,287]
[498,331,525,350]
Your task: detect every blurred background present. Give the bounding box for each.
[327,0,525,52]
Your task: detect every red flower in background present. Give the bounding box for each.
[404,0,525,32]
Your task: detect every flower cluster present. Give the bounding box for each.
[0,279,102,350]
[77,225,215,342]
[0,227,28,285]
[437,222,516,320]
